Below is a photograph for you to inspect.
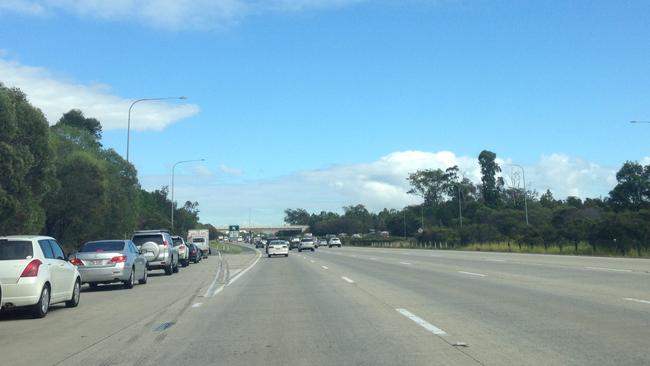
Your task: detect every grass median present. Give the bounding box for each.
[210,241,244,255]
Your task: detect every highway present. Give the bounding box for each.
[1,245,649,365]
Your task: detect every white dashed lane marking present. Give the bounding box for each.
[396,308,447,336]
[341,276,355,284]
[458,271,487,277]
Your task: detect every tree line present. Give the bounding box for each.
[285,152,650,256]
[0,84,214,252]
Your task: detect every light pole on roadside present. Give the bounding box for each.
[126,96,188,163]
[506,164,529,225]
[457,184,463,228]
[171,159,205,231]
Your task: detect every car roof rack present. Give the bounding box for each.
[133,229,170,234]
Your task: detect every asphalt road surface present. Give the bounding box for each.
[1,245,649,366]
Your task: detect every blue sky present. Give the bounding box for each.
[1,0,650,225]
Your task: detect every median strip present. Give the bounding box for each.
[458,271,487,277]
[396,308,447,336]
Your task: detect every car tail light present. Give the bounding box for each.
[162,240,169,247]
[21,259,43,277]
[69,258,84,266]
[110,255,127,263]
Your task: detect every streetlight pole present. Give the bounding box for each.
[507,164,529,225]
[457,184,463,228]
[127,96,188,163]
[171,158,205,231]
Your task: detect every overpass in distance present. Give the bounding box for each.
[215,225,309,235]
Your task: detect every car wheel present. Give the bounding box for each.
[66,279,81,307]
[172,261,179,273]
[312,248,315,252]
[139,268,148,284]
[124,268,135,289]
[31,284,50,318]
[299,249,302,252]
[285,254,289,257]
[164,264,173,275]
[268,254,271,258]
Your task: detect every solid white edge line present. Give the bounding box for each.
[228,248,262,286]
[458,271,487,277]
[396,308,447,336]
[624,297,650,305]
[341,276,355,283]
[585,266,632,273]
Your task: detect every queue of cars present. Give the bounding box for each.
[0,229,209,318]
[253,234,343,258]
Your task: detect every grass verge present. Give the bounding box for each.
[210,241,244,255]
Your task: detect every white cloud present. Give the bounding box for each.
[0,0,45,15]
[1,0,366,30]
[147,150,627,226]
[0,57,199,130]
[219,164,243,176]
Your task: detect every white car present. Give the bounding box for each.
[299,238,316,252]
[328,237,342,248]
[0,235,81,318]
[267,240,289,257]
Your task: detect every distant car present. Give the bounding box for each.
[319,239,328,247]
[255,241,265,249]
[0,236,81,318]
[131,230,179,275]
[328,237,342,248]
[237,237,243,242]
[187,243,201,264]
[289,238,300,250]
[69,240,147,289]
[267,240,289,257]
[172,236,190,267]
[299,238,316,252]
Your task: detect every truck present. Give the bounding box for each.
[187,229,210,259]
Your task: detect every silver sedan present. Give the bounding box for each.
[69,240,147,289]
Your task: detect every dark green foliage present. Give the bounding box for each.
[0,87,203,252]
[0,85,54,234]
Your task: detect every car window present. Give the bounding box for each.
[0,239,34,260]
[172,237,183,246]
[38,239,54,259]
[80,241,125,252]
[49,240,66,260]
[129,242,138,253]
[132,234,163,246]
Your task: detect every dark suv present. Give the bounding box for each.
[131,230,179,275]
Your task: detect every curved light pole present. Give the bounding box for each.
[171,159,205,231]
[126,96,188,163]
[506,164,529,225]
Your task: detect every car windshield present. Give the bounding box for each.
[0,240,33,260]
[132,235,163,246]
[79,241,125,252]
[172,238,183,246]
[193,238,205,243]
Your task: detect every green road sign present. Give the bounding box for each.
[229,225,240,231]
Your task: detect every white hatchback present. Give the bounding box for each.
[266,240,289,257]
[0,236,81,318]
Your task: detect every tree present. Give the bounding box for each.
[608,161,650,210]
[478,150,501,207]
[44,151,108,251]
[0,85,54,234]
[56,109,103,141]
[407,166,459,205]
[540,189,559,209]
[284,208,311,225]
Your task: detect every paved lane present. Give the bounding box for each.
[310,247,650,365]
[3,244,649,365]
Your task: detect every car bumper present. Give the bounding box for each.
[147,260,171,269]
[268,249,289,255]
[0,277,44,308]
[78,265,129,283]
